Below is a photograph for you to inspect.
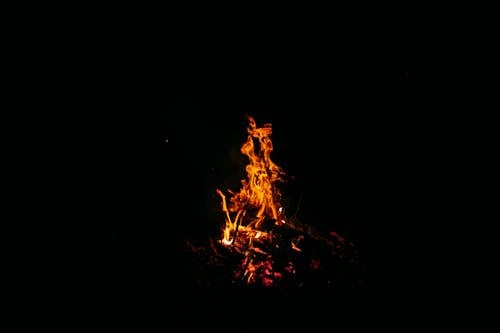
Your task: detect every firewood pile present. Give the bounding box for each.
[184,214,361,288]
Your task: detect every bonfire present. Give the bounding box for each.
[185,115,360,288]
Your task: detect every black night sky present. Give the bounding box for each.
[99,27,408,322]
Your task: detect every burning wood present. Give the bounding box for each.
[184,115,360,288]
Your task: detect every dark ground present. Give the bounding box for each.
[76,29,411,324]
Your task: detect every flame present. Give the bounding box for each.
[216,115,287,283]
[217,115,285,243]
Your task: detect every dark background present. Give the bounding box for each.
[81,27,411,321]
[11,9,411,328]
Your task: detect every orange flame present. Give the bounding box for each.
[216,115,286,248]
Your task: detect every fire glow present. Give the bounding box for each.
[216,115,295,286]
[208,115,358,288]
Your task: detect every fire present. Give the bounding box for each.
[216,115,286,243]
[216,115,289,285]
